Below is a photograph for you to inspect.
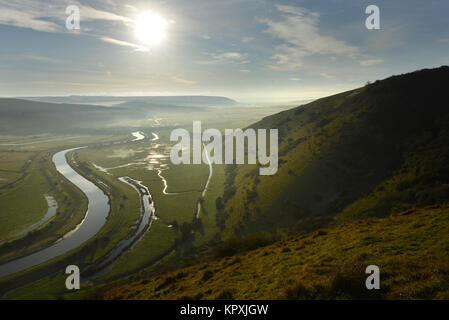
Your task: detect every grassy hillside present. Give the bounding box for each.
[219,66,449,239]
[101,205,449,300]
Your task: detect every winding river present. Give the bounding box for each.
[0,132,146,279]
[0,147,110,278]
[0,130,212,280]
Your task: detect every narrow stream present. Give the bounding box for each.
[15,195,58,237]
[196,144,213,218]
[84,177,155,279]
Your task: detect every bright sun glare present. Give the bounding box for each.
[135,11,168,46]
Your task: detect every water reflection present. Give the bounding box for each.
[0,147,110,278]
[15,195,58,237]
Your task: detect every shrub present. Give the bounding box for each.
[215,197,224,211]
[284,282,314,299]
[214,233,281,258]
[155,276,176,292]
[201,270,214,282]
[216,290,234,300]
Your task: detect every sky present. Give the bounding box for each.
[0,0,448,101]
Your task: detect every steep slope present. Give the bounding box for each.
[217,66,449,238]
[101,205,449,300]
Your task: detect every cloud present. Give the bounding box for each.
[261,4,359,71]
[123,4,138,13]
[241,37,254,43]
[0,0,138,50]
[196,52,249,65]
[359,59,383,67]
[0,1,131,32]
[172,76,197,85]
[0,6,60,32]
[19,54,65,64]
[239,69,250,73]
[289,77,301,81]
[100,37,149,51]
[80,5,132,23]
[318,73,334,79]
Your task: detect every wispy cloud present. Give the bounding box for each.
[19,54,66,64]
[172,76,197,85]
[99,37,149,52]
[80,5,132,23]
[318,73,334,79]
[359,59,383,67]
[0,0,131,32]
[196,51,249,65]
[0,0,140,50]
[241,37,254,43]
[261,4,359,70]
[0,5,60,32]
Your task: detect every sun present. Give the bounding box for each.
[134,11,168,46]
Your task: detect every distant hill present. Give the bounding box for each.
[0,98,147,134]
[116,101,206,112]
[22,95,237,107]
[218,66,449,238]
[0,95,236,134]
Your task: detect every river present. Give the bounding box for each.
[0,132,146,279]
[196,144,213,218]
[15,195,58,237]
[83,176,154,279]
[0,147,110,278]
